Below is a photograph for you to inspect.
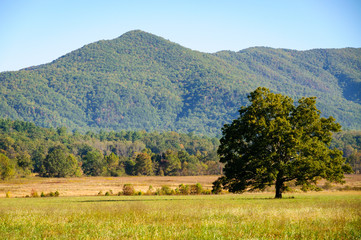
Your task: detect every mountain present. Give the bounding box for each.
[0,30,360,136]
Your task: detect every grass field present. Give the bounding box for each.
[0,192,360,239]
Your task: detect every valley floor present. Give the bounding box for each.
[0,192,360,239]
[1,174,361,198]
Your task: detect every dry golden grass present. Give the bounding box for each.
[1,174,360,198]
[0,175,219,197]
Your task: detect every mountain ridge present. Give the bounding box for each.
[0,30,360,136]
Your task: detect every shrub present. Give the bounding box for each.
[322,182,333,190]
[203,189,211,195]
[190,183,203,195]
[161,185,173,195]
[155,188,162,195]
[105,191,110,196]
[212,179,223,194]
[6,191,11,198]
[54,191,60,197]
[146,185,154,195]
[41,192,45,197]
[31,189,39,197]
[179,184,190,195]
[123,184,135,195]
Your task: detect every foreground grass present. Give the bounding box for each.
[0,192,360,239]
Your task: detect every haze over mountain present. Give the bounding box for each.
[0,30,360,136]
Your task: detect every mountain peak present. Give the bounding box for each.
[116,30,167,43]
[0,31,360,135]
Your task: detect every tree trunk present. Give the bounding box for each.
[275,177,284,199]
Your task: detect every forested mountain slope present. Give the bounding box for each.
[0,30,360,135]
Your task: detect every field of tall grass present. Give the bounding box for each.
[1,192,360,239]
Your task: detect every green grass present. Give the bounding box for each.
[0,193,360,239]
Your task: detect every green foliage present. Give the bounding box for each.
[82,150,104,176]
[190,183,203,195]
[40,146,78,177]
[17,152,33,175]
[159,185,173,195]
[0,153,16,180]
[0,31,360,136]
[211,177,224,194]
[162,150,181,176]
[178,184,190,195]
[134,150,154,176]
[0,118,221,177]
[331,130,361,173]
[216,87,352,198]
[104,152,123,176]
[67,154,83,177]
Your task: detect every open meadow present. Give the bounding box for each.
[0,192,360,239]
[0,175,361,239]
[1,174,361,198]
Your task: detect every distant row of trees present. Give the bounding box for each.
[0,114,360,181]
[331,131,361,173]
[0,118,221,180]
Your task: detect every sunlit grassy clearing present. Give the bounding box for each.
[0,192,360,239]
[2,174,360,198]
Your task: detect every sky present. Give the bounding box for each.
[0,0,360,72]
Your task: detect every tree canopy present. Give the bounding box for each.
[0,118,221,179]
[215,87,352,198]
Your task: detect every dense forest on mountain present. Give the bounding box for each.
[0,30,360,136]
[0,118,359,180]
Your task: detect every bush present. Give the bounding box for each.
[322,182,333,190]
[179,184,190,195]
[123,184,135,195]
[6,191,11,198]
[160,185,173,195]
[146,185,154,195]
[190,183,203,195]
[212,178,223,194]
[203,189,212,195]
[31,189,39,197]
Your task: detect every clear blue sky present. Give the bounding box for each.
[0,0,360,72]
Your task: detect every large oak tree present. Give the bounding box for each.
[215,87,352,198]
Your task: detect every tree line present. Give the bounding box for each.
[0,118,221,180]
[0,116,359,181]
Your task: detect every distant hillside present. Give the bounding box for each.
[0,30,360,135]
